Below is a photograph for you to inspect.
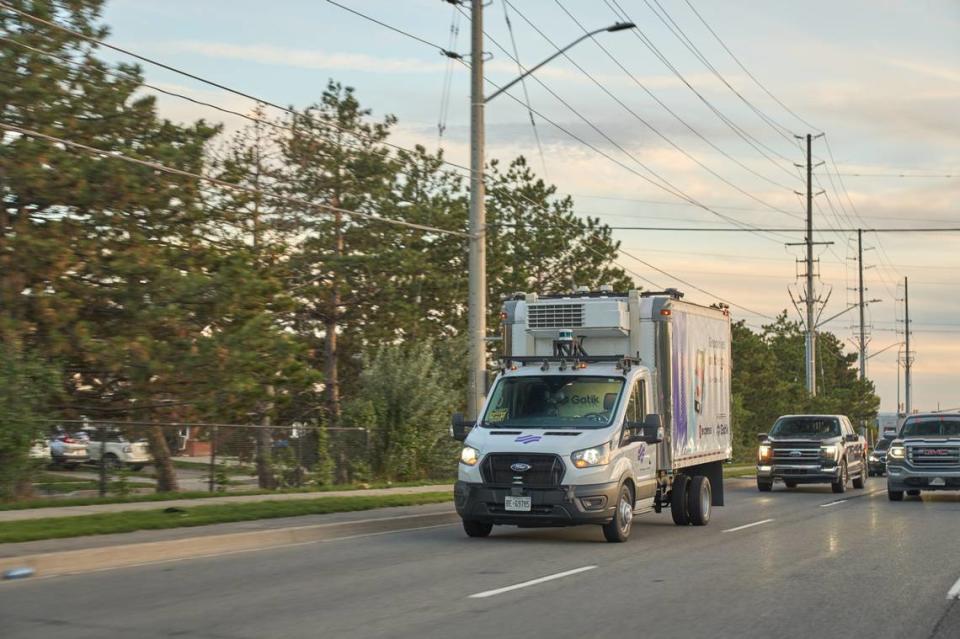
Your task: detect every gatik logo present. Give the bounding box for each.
[510,463,532,473]
[515,435,541,444]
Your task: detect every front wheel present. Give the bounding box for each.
[687,476,711,526]
[888,488,904,501]
[757,478,773,492]
[831,461,848,494]
[784,480,798,489]
[602,483,635,543]
[462,520,493,538]
[671,475,691,525]
[907,489,921,497]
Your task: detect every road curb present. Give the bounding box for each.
[0,509,460,580]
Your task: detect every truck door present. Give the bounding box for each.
[622,378,657,502]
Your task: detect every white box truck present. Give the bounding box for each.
[452,288,732,542]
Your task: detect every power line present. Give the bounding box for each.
[501,0,548,179]
[835,172,958,178]
[1,122,468,237]
[601,226,960,233]
[681,0,820,133]
[605,0,803,184]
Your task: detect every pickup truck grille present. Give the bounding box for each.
[771,444,820,463]
[480,454,565,488]
[907,446,960,466]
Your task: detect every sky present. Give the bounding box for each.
[95,0,960,414]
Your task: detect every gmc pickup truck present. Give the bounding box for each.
[756,415,866,493]
[886,413,960,500]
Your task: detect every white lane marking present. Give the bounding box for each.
[469,565,596,599]
[948,575,960,600]
[820,499,848,508]
[722,519,774,533]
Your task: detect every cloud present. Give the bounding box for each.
[169,41,448,74]
[885,58,960,85]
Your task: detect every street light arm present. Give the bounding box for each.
[484,23,633,103]
[816,299,882,329]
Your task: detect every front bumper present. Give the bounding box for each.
[454,480,621,527]
[886,463,960,491]
[756,464,841,484]
[868,459,886,474]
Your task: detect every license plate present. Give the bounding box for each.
[930,477,946,486]
[504,496,532,512]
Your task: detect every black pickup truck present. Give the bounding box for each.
[756,415,867,493]
[886,413,960,500]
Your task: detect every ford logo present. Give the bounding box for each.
[789,450,802,456]
[510,463,532,473]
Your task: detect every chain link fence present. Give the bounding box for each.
[31,419,456,498]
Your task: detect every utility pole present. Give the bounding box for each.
[857,229,866,381]
[904,276,912,415]
[466,0,486,420]
[804,133,815,395]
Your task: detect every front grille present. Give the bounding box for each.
[480,453,565,487]
[772,444,820,463]
[908,446,960,466]
[527,303,583,329]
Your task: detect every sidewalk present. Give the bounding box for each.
[0,484,453,523]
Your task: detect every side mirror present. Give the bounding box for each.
[757,432,769,442]
[845,433,859,443]
[626,414,663,444]
[451,413,474,442]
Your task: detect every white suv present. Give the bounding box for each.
[83,431,152,471]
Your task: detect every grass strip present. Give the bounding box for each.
[0,492,453,544]
[2,478,454,511]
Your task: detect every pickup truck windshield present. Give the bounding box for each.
[770,417,840,439]
[481,375,624,430]
[875,439,892,451]
[900,417,960,437]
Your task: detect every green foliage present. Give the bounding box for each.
[730,315,881,461]
[343,342,460,481]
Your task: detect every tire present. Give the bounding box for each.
[602,483,635,542]
[888,488,904,501]
[784,480,798,489]
[907,489,921,497]
[103,454,121,471]
[687,476,712,526]
[671,474,691,525]
[853,463,866,489]
[757,477,773,492]
[462,519,493,538]
[831,461,848,494]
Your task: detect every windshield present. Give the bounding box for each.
[481,375,624,430]
[875,439,892,451]
[770,417,840,439]
[900,417,960,438]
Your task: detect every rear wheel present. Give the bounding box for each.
[103,453,121,471]
[853,463,866,489]
[602,483,635,543]
[784,480,798,489]
[462,519,493,538]
[671,474,691,525]
[757,478,773,492]
[907,489,921,497]
[831,461,848,494]
[687,476,712,526]
[888,488,904,501]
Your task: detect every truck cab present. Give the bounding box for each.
[886,413,960,500]
[453,289,732,542]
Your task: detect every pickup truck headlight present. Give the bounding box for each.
[820,444,840,462]
[758,444,772,463]
[459,445,480,466]
[572,443,610,469]
[868,453,879,462]
[888,445,905,460]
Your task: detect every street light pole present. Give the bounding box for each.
[465,4,635,419]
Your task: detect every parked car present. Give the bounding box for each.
[868,438,893,476]
[29,439,51,462]
[887,413,960,501]
[757,414,867,493]
[83,430,152,471]
[49,435,90,469]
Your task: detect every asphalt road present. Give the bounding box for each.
[3,476,959,639]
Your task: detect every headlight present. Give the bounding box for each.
[758,444,772,462]
[122,445,133,453]
[820,444,840,462]
[459,446,480,466]
[868,454,878,461]
[888,445,905,460]
[572,443,610,468]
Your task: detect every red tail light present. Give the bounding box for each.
[62,436,76,443]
